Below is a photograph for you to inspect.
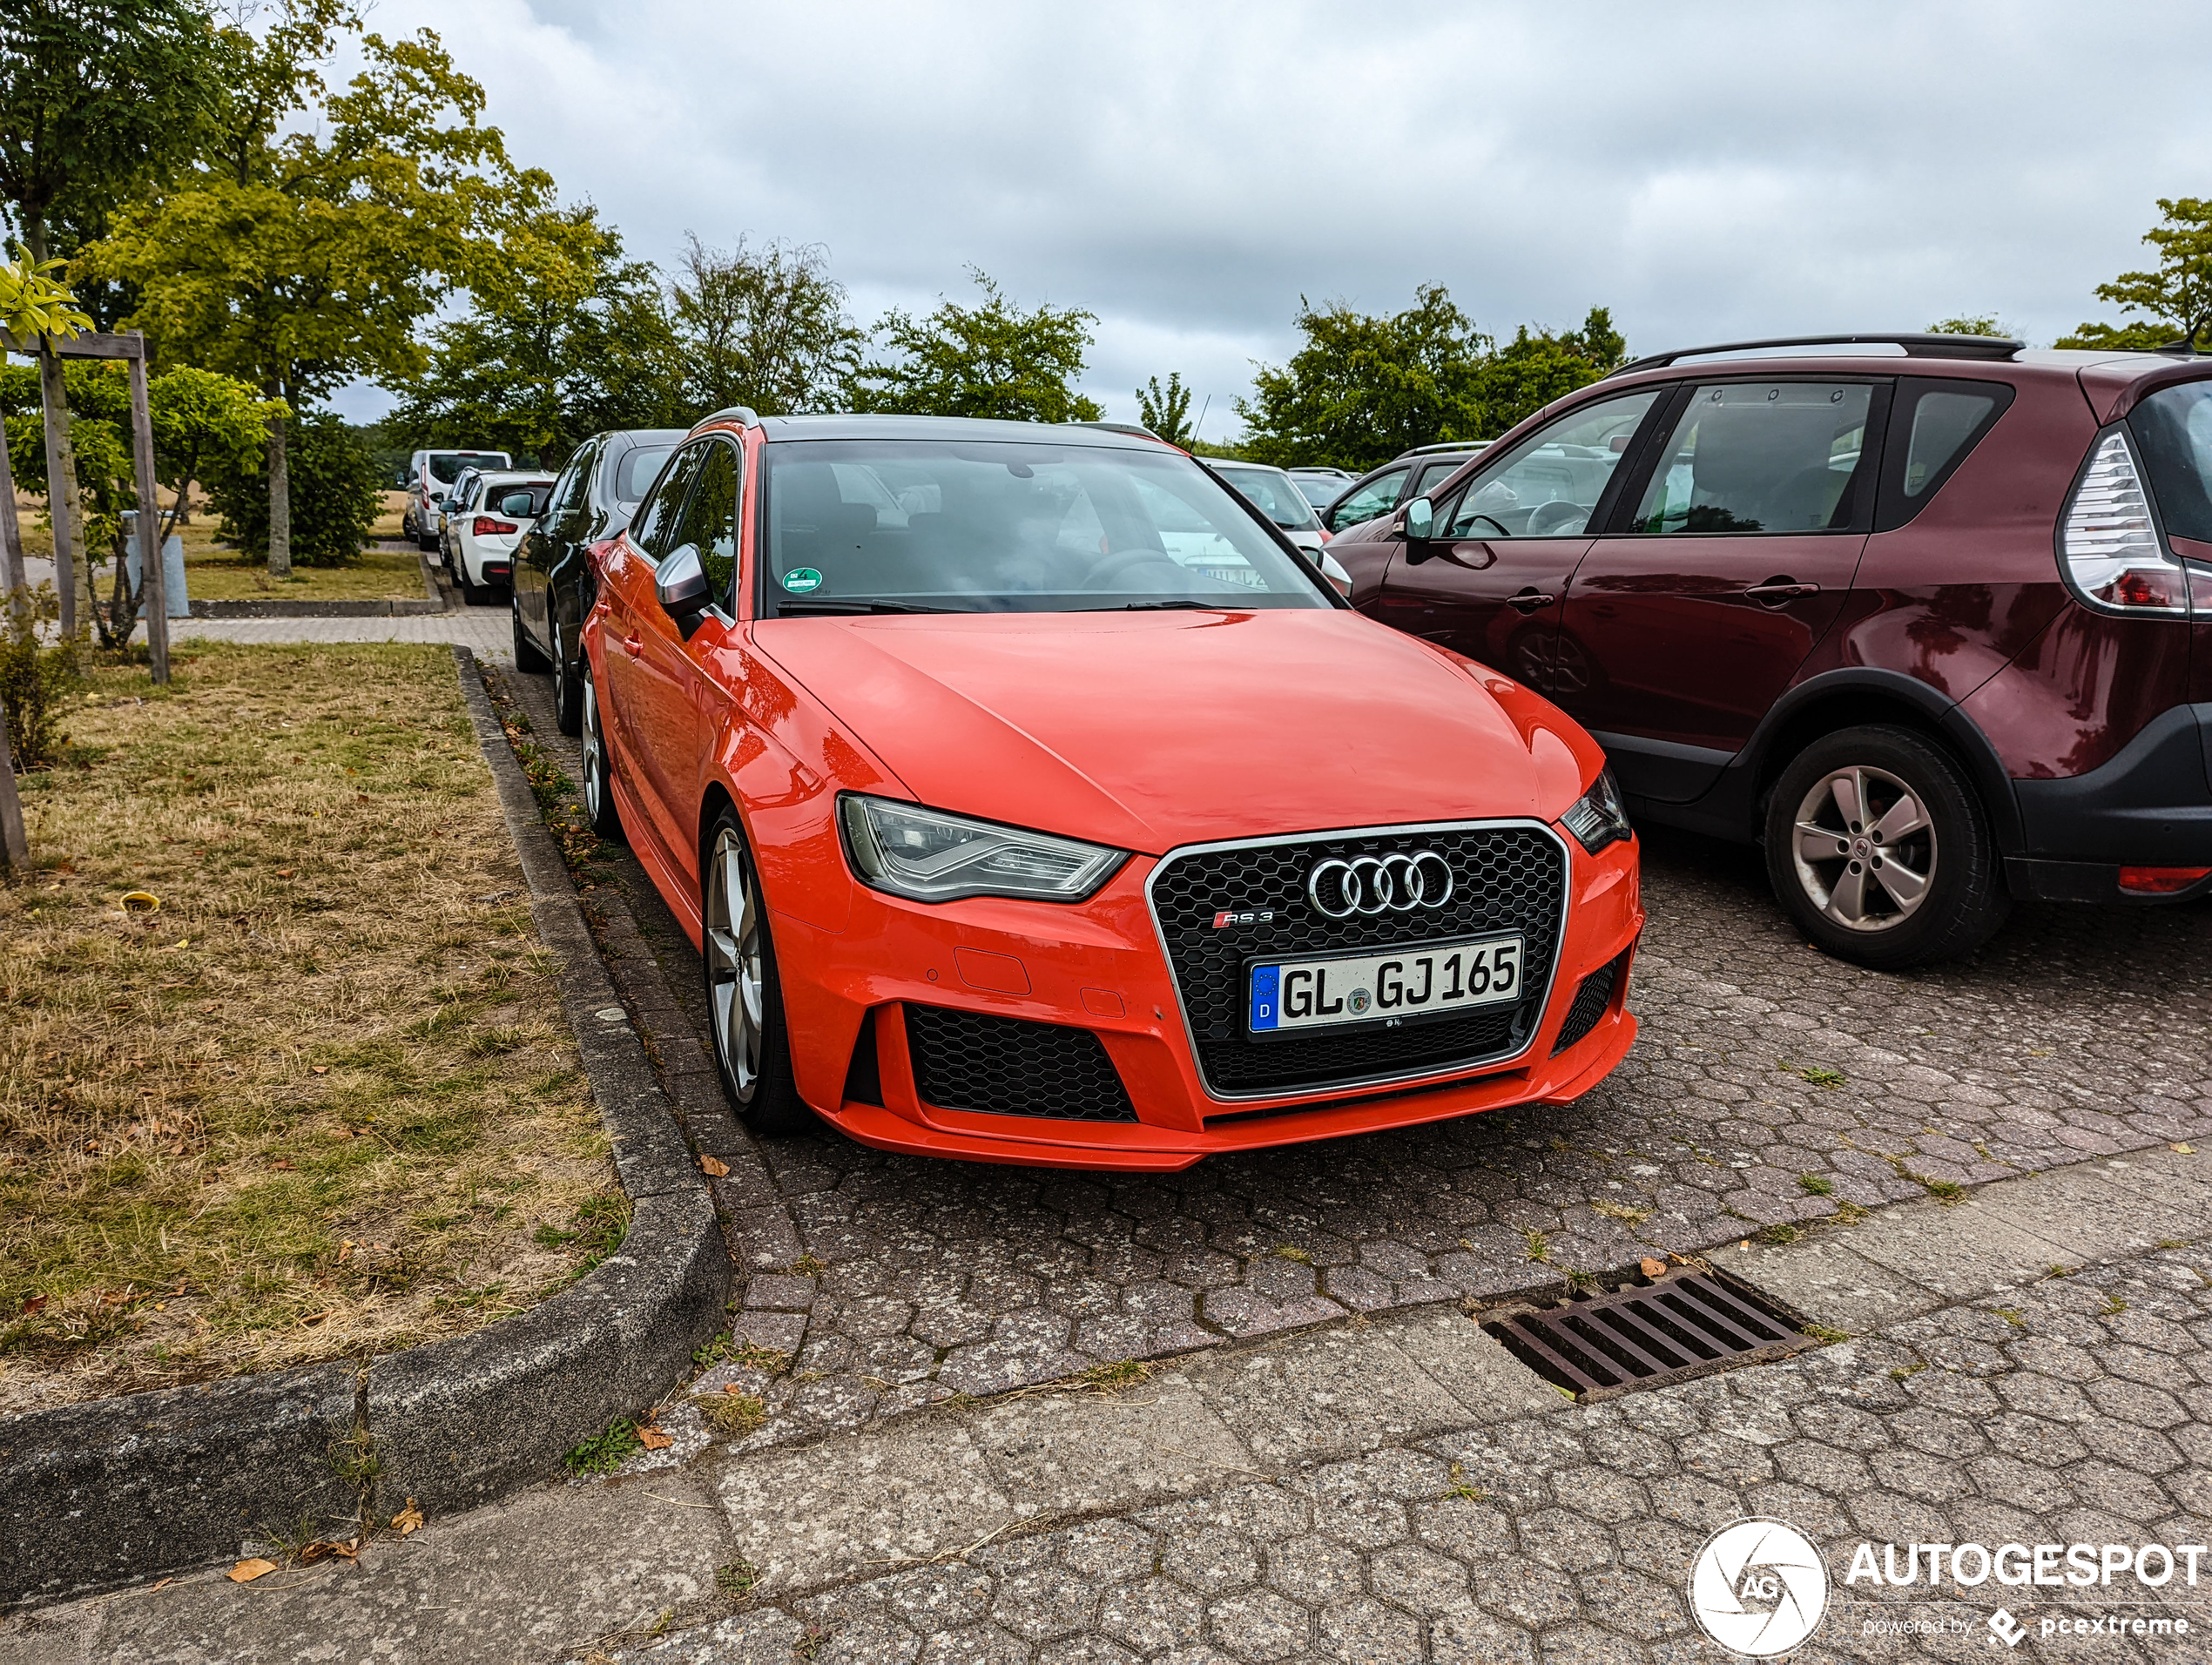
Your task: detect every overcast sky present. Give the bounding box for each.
[332,0,2212,435]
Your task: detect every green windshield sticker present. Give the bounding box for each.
[779,568,824,594]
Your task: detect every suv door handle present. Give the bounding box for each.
[1507,588,1556,612]
[1745,578,1819,604]
[622,635,644,658]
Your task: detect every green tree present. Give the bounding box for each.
[204,408,377,567]
[2057,198,2212,353]
[1238,284,1489,471]
[671,233,863,416]
[1135,372,1196,447]
[853,270,1103,423]
[1470,307,1628,436]
[1928,315,2008,337]
[392,203,685,467]
[83,1,547,577]
[146,365,274,543]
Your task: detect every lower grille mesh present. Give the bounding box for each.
[1551,951,1627,1055]
[903,1005,1136,1122]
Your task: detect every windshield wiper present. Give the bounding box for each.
[772,600,964,616]
[1081,600,1229,612]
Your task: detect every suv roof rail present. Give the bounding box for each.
[1604,333,2026,380]
[699,406,762,428]
[1399,439,1491,456]
[1069,420,1165,441]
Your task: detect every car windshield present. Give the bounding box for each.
[428,452,505,483]
[1214,464,1322,530]
[759,439,1331,615]
[616,444,676,504]
[1291,475,1343,509]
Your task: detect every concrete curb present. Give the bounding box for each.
[0,648,730,1611]
[188,597,444,618]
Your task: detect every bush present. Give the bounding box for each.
[206,410,381,567]
[0,584,82,769]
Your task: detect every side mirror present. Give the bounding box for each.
[496,489,536,517]
[1403,495,1433,541]
[656,542,712,633]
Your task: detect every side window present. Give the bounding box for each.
[1443,390,1661,537]
[1875,378,2015,530]
[1630,381,1876,535]
[1408,458,1465,501]
[544,447,591,534]
[1327,467,1409,531]
[628,442,707,561]
[670,440,741,604]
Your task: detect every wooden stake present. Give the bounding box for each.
[0,711,27,871]
[0,389,24,598]
[35,339,73,637]
[127,334,167,684]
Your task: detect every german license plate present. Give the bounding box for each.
[1248,935,1525,1035]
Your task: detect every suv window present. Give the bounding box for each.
[1327,466,1408,531]
[629,442,706,562]
[1442,390,1661,537]
[543,445,590,531]
[671,440,741,603]
[1631,381,1874,535]
[1873,377,2013,530]
[2127,380,2212,543]
[616,442,678,506]
[1408,457,1471,501]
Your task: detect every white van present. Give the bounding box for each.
[401,449,511,550]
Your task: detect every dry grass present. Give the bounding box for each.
[0,643,614,1412]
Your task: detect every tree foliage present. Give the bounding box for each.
[391,203,685,467]
[1928,314,2008,337]
[205,408,378,566]
[852,270,1102,423]
[1135,372,1196,447]
[1238,286,1625,471]
[2057,198,2212,353]
[671,233,863,417]
[0,253,90,340]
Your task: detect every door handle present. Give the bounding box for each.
[1507,588,1556,612]
[622,635,644,658]
[1745,578,1819,604]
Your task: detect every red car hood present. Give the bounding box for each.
[750,610,1588,855]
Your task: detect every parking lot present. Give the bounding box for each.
[499,665,2212,1448]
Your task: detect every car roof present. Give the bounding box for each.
[745,414,1170,451]
[473,469,555,483]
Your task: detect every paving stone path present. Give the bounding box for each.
[487,663,2212,1459]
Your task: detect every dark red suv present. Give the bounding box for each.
[1328,333,2212,967]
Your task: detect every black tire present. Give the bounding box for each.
[511,593,550,671]
[700,807,812,1134]
[550,612,583,736]
[1764,724,2009,970]
[579,652,625,844]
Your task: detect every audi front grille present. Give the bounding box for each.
[1146,821,1569,1097]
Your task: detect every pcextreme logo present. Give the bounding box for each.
[1688,1518,1830,1655]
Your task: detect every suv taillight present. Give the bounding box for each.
[2060,430,2191,615]
[472,516,518,537]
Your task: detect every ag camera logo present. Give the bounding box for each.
[1689,1518,1829,1656]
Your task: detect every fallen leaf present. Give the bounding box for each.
[723,1382,747,1395]
[311,1065,330,1075]
[150,1578,174,1592]
[638,1425,673,1451]
[274,869,294,879]
[227,1558,277,1583]
[296,1539,358,1564]
[272,1160,295,1171]
[390,1499,424,1536]
[1639,1257,1666,1278]
[20,1293,45,1316]
[698,1155,730,1178]
[2175,1143,2196,1155]
[300,1309,334,1325]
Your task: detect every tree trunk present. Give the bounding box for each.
[267,405,291,579]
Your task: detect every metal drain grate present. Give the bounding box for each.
[1483,1266,1817,1400]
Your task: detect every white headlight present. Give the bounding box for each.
[838,794,1129,903]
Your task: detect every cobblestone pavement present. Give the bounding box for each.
[171,608,511,654]
[580,1237,2212,1665]
[485,660,2212,1455]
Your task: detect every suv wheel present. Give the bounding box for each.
[579,654,624,843]
[1764,725,2008,969]
[550,616,583,736]
[702,808,810,1133]
[511,593,549,671]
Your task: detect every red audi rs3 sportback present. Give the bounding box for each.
[578,413,1644,1170]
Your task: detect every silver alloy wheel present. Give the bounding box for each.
[1790,764,1937,933]
[581,664,606,822]
[552,619,569,709]
[705,826,764,1102]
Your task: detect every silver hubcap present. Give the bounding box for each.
[553,621,568,704]
[705,828,765,1102]
[1791,765,1936,933]
[582,667,604,820]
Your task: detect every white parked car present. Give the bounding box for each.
[439,469,555,602]
[1207,460,1353,594]
[402,448,511,549]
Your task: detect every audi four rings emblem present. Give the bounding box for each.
[1306,852,1455,918]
